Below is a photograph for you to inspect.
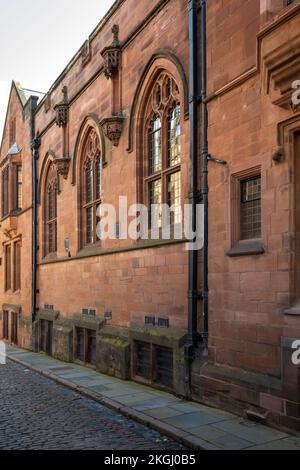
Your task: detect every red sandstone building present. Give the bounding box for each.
[0,0,299,432]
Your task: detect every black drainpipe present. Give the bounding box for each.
[185,0,200,398]
[200,0,209,346]
[200,0,227,347]
[30,103,40,332]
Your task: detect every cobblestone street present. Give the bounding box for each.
[0,360,184,450]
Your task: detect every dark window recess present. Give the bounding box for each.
[87,329,96,366]
[3,311,9,340]
[134,341,174,390]
[76,328,85,362]
[10,312,18,345]
[145,315,156,326]
[5,245,11,291]
[2,166,9,218]
[240,176,261,240]
[89,309,96,317]
[13,241,21,292]
[82,308,89,316]
[75,327,96,366]
[135,341,151,380]
[154,346,173,388]
[40,320,53,356]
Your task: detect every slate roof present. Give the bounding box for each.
[14,81,45,106]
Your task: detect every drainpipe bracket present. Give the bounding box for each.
[207,154,227,165]
[188,289,203,300]
[188,190,202,203]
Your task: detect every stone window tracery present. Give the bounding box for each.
[144,73,182,228]
[81,128,102,247]
[44,163,58,256]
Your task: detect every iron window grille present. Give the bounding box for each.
[40,320,53,356]
[133,341,174,390]
[75,327,97,366]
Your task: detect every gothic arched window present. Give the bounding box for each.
[44,163,58,256]
[81,128,102,246]
[145,73,182,228]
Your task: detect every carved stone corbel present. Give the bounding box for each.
[53,156,71,180]
[100,115,124,147]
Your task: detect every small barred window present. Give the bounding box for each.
[240,176,261,240]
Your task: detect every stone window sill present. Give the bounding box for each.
[226,239,265,257]
[284,302,300,316]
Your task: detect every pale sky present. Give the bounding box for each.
[0,0,115,138]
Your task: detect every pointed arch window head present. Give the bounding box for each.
[81,128,102,247]
[44,163,58,257]
[144,72,182,230]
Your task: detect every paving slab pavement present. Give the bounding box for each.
[5,345,300,451]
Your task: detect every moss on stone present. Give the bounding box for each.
[98,336,129,349]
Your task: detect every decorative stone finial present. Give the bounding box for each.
[100,25,121,80]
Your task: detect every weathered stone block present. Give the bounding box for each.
[97,325,131,380]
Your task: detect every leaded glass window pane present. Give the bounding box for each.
[149,117,162,175]
[16,165,22,210]
[86,206,93,245]
[149,179,162,228]
[86,160,93,204]
[168,171,181,225]
[241,176,261,240]
[168,105,181,167]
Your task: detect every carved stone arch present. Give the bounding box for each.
[72,114,106,185]
[38,150,60,204]
[127,49,189,154]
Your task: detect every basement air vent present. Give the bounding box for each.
[135,341,151,380]
[155,346,173,388]
[133,341,174,390]
[158,317,170,328]
[44,304,54,311]
[104,310,112,321]
[145,315,155,326]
